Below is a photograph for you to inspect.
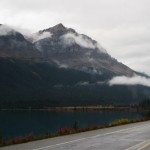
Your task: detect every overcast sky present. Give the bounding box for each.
[0,0,150,75]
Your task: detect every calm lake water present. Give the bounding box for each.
[0,110,143,139]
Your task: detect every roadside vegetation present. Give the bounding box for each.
[109,118,129,126]
[0,117,150,147]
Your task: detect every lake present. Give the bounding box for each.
[0,110,143,139]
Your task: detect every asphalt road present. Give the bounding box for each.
[1,121,150,150]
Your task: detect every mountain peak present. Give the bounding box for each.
[54,23,66,29]
[42,23,67,34]
[40,23,76,36]
[50,23,67,32]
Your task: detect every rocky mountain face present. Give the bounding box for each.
[0,24,42,60]
[33,23,134,76]
[0,23,135,76]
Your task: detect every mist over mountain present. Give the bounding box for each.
[33,23,134,76]
[0,24,42,60]
[0,23,150,108]
[0,23,136,76]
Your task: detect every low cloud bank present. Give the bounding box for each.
[61,33,106,53]
[76,81,89,86]
[32,32,52,42]
[108,75,150,87]
[53,60,68,69]
[0,25,14,36]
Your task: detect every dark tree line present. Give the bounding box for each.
[139,99,150,109]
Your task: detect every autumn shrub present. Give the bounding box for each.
[89,124,98,130]
[0,136,5,147]
[25,133,35,142]
[58,128,71,135]
[12,136,24,144]
[110,118,129,126]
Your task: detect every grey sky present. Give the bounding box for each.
[0,0,150,74]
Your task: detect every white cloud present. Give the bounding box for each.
[76,81,89,86]
[0,24,33,38]
[108,75,150,87]
[61,33,95,49]
[53,60,68,69]
[32,32,52,42]
[11,26,32,37]
[0,24,14,35]
[61,33,106,53]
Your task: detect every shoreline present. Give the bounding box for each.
[0,105,140,112]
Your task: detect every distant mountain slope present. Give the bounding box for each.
[0,57,150,108]
[33,23,134,76]
[0,24,42,60]
[0,24,136,76]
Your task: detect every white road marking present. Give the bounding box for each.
[125,141,146,150]
[125,139,150,150]
[32,137,86,150]
[137,142,150,150]
[32,123,150,150]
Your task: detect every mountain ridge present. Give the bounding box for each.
[33,23,135,76]
[0,23,137,76]
[0,23,150,108]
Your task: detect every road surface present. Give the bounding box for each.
[1,121,150,150]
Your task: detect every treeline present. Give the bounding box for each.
[0,58,150,108]
[139,99,150,109]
